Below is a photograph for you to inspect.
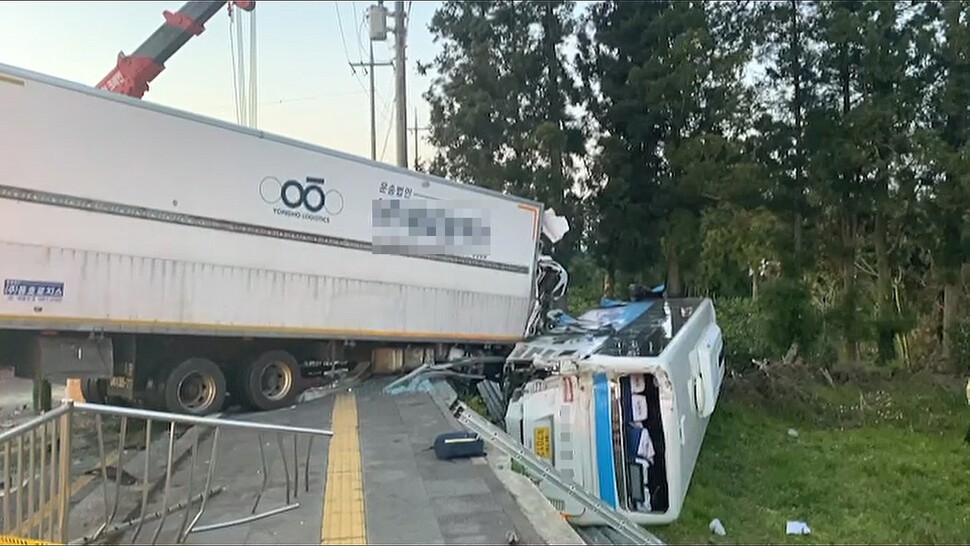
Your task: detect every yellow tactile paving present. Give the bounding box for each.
[0,535,57,545]
[320,393,366,544]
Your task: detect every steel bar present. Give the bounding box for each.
[73,402,333,437]
[191,502,300,533]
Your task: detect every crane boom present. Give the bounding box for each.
[96,1,255,99]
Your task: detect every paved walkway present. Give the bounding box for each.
[355,379,543,545]
[113,396,335,545]
[101,377,544,545]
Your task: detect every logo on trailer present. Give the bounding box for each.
[259,176,344,223]
[3,279,64,302]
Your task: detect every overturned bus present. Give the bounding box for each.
[503,294,725,526]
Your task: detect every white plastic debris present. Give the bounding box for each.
[787,428,799,438]
[709,518,726,536]
[786,520,811,535]
[541,208,570,244]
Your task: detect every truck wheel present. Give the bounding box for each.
[162,358,227,415]
[241,350,299,411]
[80,378,108,404]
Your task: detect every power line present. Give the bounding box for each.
[334,1,353,60]
[380,92,396,161]
[352,1,367,58]
[409,107,430,167]
[227,12,241,124]
[334,1,369,95]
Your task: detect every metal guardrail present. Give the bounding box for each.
[0,403,72,545]
[1,400,333,545]
[448,400,665,546]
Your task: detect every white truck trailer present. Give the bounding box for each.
[0,62,553,415]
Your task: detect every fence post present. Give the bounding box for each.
[57,401,73,543]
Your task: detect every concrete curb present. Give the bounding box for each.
[488,453,586,546]
[426,380,586,546]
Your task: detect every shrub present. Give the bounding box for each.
[714,296,772,371]
[948,320,970,373]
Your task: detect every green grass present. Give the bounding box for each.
[658,373,970,544]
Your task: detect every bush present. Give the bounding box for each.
[714,296,772,371]
[948,320,970,373]
[759,277,820,356]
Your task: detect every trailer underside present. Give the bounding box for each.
[0,328,513,415]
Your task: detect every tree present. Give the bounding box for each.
[915,1,970,361]
[419,0,585,263]
[577,1,755,296]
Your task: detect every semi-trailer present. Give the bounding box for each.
[0,62,561,415]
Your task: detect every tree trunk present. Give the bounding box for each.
[874,211,891,309]
[838,40,858,363]
[942,282,959,358]
[667,253,682,298]
[790,0,805,260]
[942,262,968,360]
[841,213,859,363]
[541,1,566,212]
[604,264,616,299]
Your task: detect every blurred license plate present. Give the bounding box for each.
[533,426,551,459]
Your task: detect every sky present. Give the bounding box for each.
[0,0,443,165]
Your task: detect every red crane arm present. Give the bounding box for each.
[96,1,255,99]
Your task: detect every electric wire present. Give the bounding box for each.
[352,1,367,58]
[227,8,241,124]
[335,1,370,95]
[235,11,247,126]
[379,91,395,160]
[249,9,258,128]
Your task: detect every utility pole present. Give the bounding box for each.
[349,45,392,161]
[409,107,429,168]
[393,0,408,168]
[353,3,392,161]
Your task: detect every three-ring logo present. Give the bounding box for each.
[259,176,345,216]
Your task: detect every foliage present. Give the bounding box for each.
[421,0,970,370]
[419,6,970,539]
[713,297,771,370]
[418,0,585,264]
[947,320,970,373]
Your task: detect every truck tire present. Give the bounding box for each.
[161,357,227,415]
[81,378,108,404]
[240,350,299,411]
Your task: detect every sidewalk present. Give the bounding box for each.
[112,396,335,545]
[100,378,548,545]
[355,379,544,545]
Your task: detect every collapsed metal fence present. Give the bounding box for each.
[1,401,332,545]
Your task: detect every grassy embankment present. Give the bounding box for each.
[660,365,970,544]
